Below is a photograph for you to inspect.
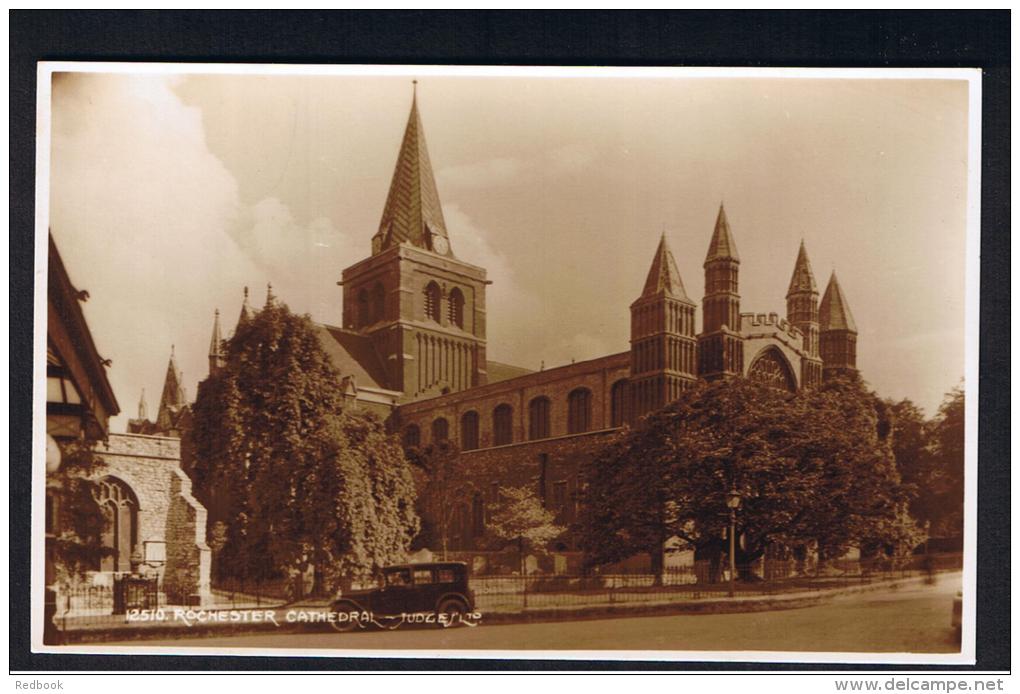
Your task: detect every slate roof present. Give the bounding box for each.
[705,203,739,263]
[786,240,818,296]
[641,234,690,301]
[819,272,857,332]
[486,360,534,384]
[315,324,391,391]
[373,87,452,256]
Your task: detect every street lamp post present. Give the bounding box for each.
[726,489,742,598]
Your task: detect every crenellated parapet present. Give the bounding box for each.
[740,312,804,344]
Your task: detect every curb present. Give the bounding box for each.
[63,572,954,644]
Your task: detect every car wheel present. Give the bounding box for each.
[329,601,363,633]
[437,598,467,628]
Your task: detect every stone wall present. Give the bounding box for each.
[96,433,211,604]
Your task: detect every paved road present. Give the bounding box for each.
[111,575,961,654]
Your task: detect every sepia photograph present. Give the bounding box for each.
[34,63,978,664]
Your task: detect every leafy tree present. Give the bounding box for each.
[487,486,565,574]
[926,385,965,539]
[47,440,112,584]
[190,300,419,592]
[578,376,913,582]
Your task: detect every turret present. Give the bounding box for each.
[630,234,697,418]
[237,286,254,327]
[819,271,858,380]
[156,346,188,434]
[698,204,744,380]
[786,241,823,387]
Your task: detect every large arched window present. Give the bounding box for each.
[94,477,138,573]
[447,288,465,329]
[567,388,593,434]
[528,396,551,440]
[492,404,513,446]
[461,411,479,451]
[424,282,441,323]
[371,282,385,323]
[747,347,797,393]
[403,424,421,449]
[610,379,629,427]
[431,418,449,443]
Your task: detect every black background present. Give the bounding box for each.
[9,10,1010,672]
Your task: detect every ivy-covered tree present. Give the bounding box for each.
[189,300,419,592]
[48,440,112,584]
[405,440,475,557]
[578,376,914,581]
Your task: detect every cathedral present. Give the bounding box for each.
[142,88,860,556]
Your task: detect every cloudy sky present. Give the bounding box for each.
[46,68,972,431]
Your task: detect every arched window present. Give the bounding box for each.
[492,404,513,446]
[431,417,449,443]
[610,379,629,427]
[748,347,797,393]
[461,411,479,451]
[567,388,593,434]
[447,288,465,328]
[371,282,385,323]
[357,289,369,327]
[528,396,551,440]
[93,477,138,573]
[424,282,441,323]
[403,424,421,449]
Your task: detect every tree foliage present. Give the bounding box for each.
[189,301,419,590]
[404,440,472,555]
[48,440,111,584]
[578,376,916,576]
[487,486,565,564]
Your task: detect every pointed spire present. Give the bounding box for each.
[786,240,818,296]
[705,203,739,263]
[209,309,222,358]
[237,286,254,326]
[374,83,452,256]
[265,282,276,308]
[641,233,689,300]
[209,309,225,374]
[157,346,186,428]
[138,389,148,421]
[819,272,857,333]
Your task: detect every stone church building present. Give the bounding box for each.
[189,89,860,562]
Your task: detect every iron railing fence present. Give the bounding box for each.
[53,552,962,631]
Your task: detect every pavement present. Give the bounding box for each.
[99,574,962,653]
[57,571,960,646]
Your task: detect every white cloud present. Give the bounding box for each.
[49,73,266,431]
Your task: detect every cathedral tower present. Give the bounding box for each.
[698,204,744,380]
[340,85,488,400]
[786,241,823,387]
[819,271,858,380]
[630,234,698,418]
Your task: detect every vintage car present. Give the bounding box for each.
[329,562,475,632]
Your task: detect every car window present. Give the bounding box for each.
[436,568,458,583]
[412,569,433,584]
[384,569,411,587]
